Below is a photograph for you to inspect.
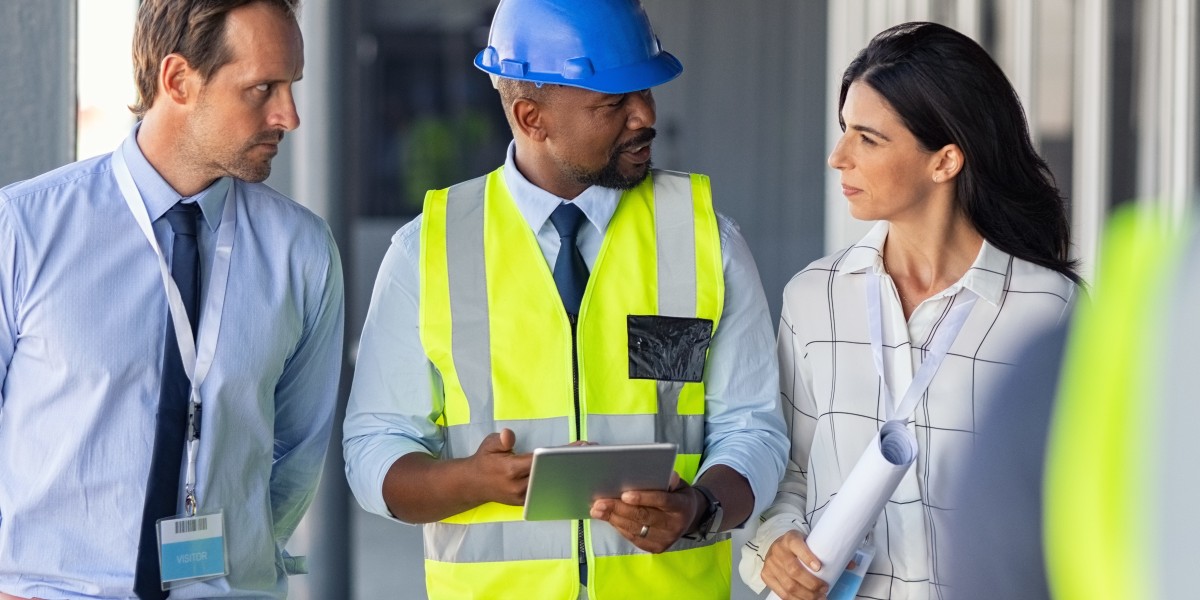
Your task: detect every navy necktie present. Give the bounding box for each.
[549,203,590,315]
[135,202,202,600]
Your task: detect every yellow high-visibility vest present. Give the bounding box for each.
[418,167,731,599]
[1045,208,1192,600]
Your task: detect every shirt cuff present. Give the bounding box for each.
[346,440,432,525]
[738,512,810,593]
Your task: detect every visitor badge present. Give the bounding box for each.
[157,510,228,589]
[827,544,875,600]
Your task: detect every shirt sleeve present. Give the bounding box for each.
[268,223,346,546]
[342,216,444,523]
[0,193,20,408]
[696,214,789,523]
[738,288,821,593]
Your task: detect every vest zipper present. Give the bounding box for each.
[569,313,581,439]
[569,312,587,588]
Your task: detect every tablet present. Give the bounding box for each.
[523,443,678,521]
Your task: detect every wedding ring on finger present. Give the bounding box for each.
[638,524,649,538]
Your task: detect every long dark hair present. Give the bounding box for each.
[841,22,1081,284]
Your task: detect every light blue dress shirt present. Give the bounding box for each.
[344,143,788,525]
[0,130,345,599]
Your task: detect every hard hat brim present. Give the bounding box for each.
[474,50,683,95]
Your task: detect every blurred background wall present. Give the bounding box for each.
[2,1,1196,598]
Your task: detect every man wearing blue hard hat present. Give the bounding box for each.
[343,0,788,598]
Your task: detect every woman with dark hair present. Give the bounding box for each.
[739,22,1081,600]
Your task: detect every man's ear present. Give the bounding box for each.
[511,97,548,142]
[159,53,198,106]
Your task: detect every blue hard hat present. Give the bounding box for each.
[475,0,683,94]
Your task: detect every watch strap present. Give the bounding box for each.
[686,485,722,541]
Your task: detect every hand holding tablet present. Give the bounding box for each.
[522,443,677,521]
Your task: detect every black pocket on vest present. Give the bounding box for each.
[627,315,714,383]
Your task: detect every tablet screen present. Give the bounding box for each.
[523,443,678,521]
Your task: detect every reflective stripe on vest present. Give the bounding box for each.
[418,168,729,599]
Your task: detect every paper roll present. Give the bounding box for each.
[767,420,918,599]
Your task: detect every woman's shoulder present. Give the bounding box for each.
[785,246,847,281]
[782,246,865,304]
[1005,255,1081,305]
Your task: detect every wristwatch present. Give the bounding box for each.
[685,485,724,541]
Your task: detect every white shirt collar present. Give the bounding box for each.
[837,220,1010,306]
[500,141,622,237]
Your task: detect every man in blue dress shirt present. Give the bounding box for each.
[0,1,344,598]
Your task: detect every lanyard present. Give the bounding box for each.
[112,147,237,515]
[867,272,977,422]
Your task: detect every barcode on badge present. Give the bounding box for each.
[174,517,208,535]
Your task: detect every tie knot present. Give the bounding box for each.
[549,203,586,241]
[165,202,201,237]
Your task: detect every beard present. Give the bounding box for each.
[222,131,285,183]
[180,96,284,185]
[564,128,657,190]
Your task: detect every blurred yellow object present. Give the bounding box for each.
[1045,207,1189,600]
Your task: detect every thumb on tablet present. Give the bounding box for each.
[478,428,516,454]
[497,428,516,452]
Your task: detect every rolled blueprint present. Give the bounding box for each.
[767,420,918,599]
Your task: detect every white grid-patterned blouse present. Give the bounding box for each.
[740,221,1078,600]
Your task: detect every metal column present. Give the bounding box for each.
[0,1,76,186]
[1072,0,1112,283]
